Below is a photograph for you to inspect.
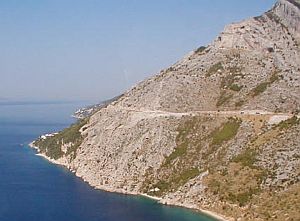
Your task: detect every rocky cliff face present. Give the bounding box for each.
[274,0,300,39]
[33,1,300,220]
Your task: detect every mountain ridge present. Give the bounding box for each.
[32,1,300,220]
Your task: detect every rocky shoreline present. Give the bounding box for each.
[28,142,228,221]
[27,1,300,220]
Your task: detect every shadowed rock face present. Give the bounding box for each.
[286,0,300,8]
[274,0,300,39]
[34,1,300,221]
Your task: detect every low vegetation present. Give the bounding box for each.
[163,119,194,166]
[211,117,241,146]
[146,116,243,197]
[276,115,300,130]
[220,71,243,90]
[253,184,300,221]
[206,161,268,207]
[144,117,212,195]
[34,118,88,160]
[233,148,257,168]
[229,84,243,91]
[251,72,280,96]
[154,168,200,196]
[194,46,207,54]
[216,91,233,107]
[252,82,269,96]
[206,62,224,77]
[164,142,187,165]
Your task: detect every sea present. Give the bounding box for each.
[0,102,216,221]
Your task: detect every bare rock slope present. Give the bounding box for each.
[33,1,300,220]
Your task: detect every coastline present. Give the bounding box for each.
[28,142,229,221]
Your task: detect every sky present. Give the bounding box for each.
[0,0,276,103]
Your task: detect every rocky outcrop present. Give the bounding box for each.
[274,0,300,39]
[32,1,300,220]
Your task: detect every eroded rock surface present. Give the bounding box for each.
[33,1,300,220]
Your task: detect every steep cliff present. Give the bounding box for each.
[32,1,300,220]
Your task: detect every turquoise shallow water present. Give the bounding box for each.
[0,103,216,221]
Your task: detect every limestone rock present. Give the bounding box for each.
[33,1,300,220]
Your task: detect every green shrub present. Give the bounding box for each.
[216,91,233,107]
[206,62,224,77]
[252,72,280,97]
[228,188,259,206]
[277,116,300,130]
[195,46,207,54]
[164,143,188,165]
[34,118,88,160]
[153,168,200,195]
[229,84,243,91]
[220,72,243,89]
[252,82,269,96]
[233,149,257,168]
[211,118,241,146]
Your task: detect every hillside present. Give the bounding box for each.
[72,94,123,119]
[32,1,300,220]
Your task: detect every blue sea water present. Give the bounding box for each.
[0,102,216,221]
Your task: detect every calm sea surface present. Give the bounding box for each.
[0,102,215,221]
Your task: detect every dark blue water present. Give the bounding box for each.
[0,103,215,221]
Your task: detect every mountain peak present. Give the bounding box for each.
[283,0,300,8]
[32,2,300,221]
[273,0,300,38]
[211,0,300,52]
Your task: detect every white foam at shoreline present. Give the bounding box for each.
[29,142,228,221]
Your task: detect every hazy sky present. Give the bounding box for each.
[0,0,276,103]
